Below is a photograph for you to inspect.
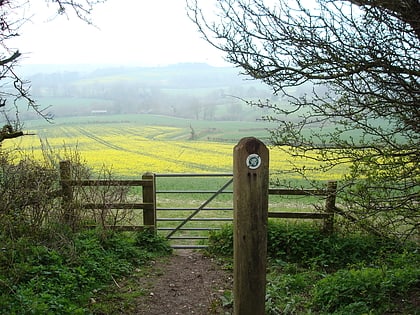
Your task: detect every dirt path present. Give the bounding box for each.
[132,250,233,315]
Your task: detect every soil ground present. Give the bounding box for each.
[131,250,233,315]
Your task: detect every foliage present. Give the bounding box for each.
[135,228,172,254]
[207,222,419,314]
[0,150,61,239]
[1,144,157,238]
[0,229,171,314]
[0,147,89,238]
[312,255,420,314]
[267,221,410,270]
[207,224,234,257]
[265,267,321,315]
[188,0,420,240]
[0,145,174,313]
[208,221,406,270]
[264,249,420,315]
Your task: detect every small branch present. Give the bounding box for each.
[111,275,121,289]
[0,130,23,142]
[0,124,29,143]
[0,51,21,66]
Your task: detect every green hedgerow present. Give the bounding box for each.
[311,261,420,314]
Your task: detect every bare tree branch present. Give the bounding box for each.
[0,0,105,142]
[188,0,420,238]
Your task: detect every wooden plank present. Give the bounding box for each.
[233,137,268,315]
[82,203,153,209]
[142,173,156,229]
[157,207,233,211]
[323,181,337,234]
[65,179,153,186]
[169,236,208,240]
[269,188,327,196]
[157,217,232,222]
[171,245,208,249]
[85,225,154,231]
[156,190,233,194]
[156,173,232,177]
[268,212,331,219]
[157,227,221,231]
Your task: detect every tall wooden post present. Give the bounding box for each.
[233,137,269,315]
[59,160,74,230]
[142,172,156,231]
[323,181,337,234]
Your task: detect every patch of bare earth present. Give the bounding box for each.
[132,250,233,315]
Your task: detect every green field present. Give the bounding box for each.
[9,113,345,178]
[4,114,345,246]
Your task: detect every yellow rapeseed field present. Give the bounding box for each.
[3,123,346,181]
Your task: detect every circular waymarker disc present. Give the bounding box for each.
[246,154,262,170]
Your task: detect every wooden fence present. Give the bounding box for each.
[268,180,337,234]
[58,160,337,240]
[59,160,156,231]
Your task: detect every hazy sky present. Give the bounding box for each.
[13,0,227,67]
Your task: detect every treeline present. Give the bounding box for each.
[26,63,276,121]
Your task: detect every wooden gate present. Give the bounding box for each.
[58,161,337,249]
[154,173,337,249]
[154,173,234,249]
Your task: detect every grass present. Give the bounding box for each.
[207,222,420,314]
[0,229,172,315]
[4,113,347,246]
[2,117,416,313]
[26,113,273,139]
[153,174,330,247]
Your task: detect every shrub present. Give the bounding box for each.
[135,229,172,254]
[207,222,419,314]
[311,260,420,314]
[0,146,135,241]
[266,221,324,264]
[265,268,321,314]
[207,224,234,257]
[0,155,60,239]
[207,221,405,270]
[0,235,92,314]
[0,229,172,314]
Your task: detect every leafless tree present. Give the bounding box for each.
[188,0,419,239]
[0,0,105,144]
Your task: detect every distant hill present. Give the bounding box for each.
[19,63,274,121]
[23,63,260,89]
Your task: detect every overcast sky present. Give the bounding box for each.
[13,0,227,67]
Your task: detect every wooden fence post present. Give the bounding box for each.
[59,160,74,230]
[323,181,337,234]
[142,172,156,231]
[233,137,269,315]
